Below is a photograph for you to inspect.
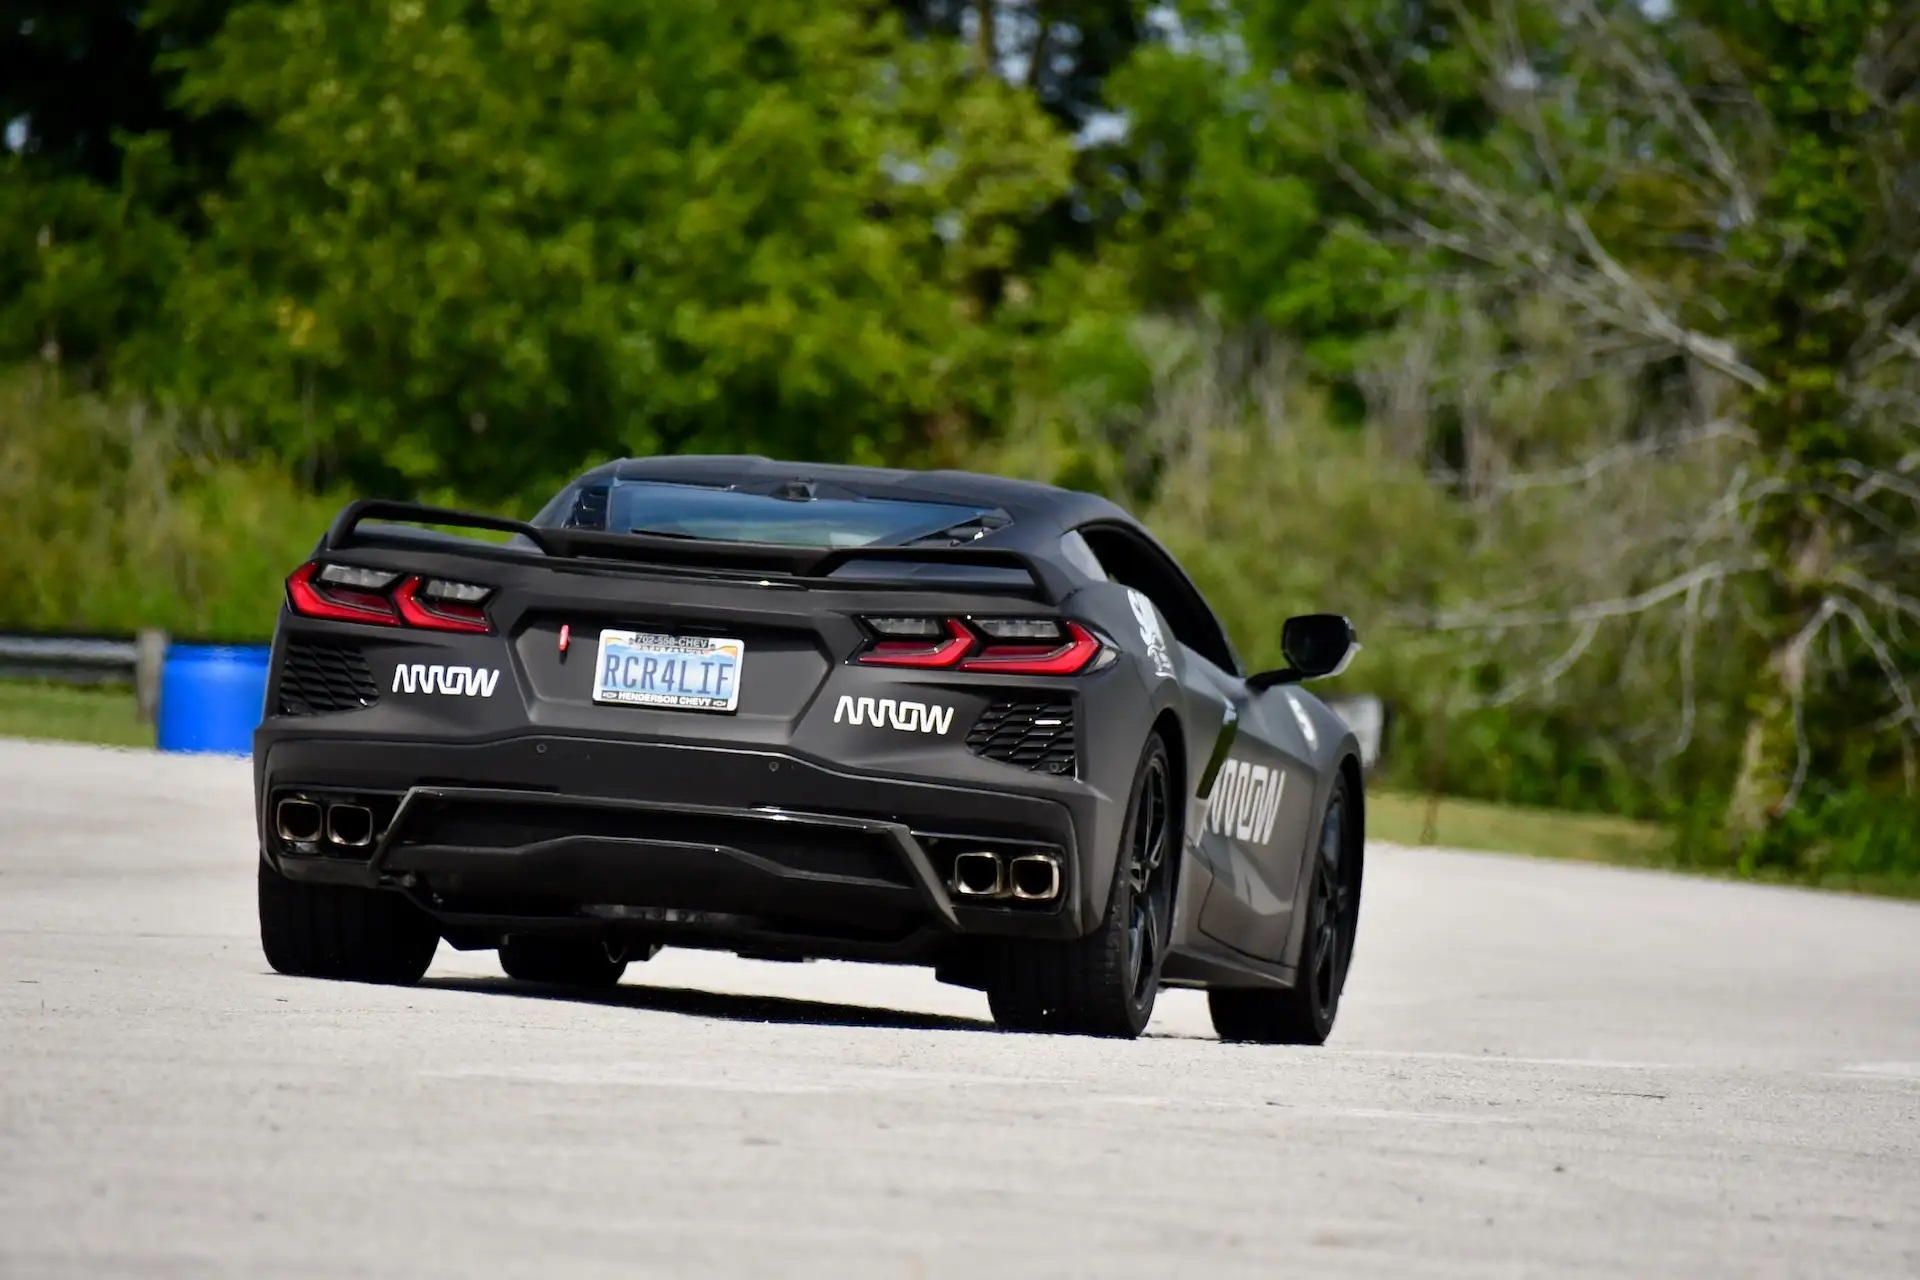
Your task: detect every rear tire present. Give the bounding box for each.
[1208,771,1359,1045]
[985,733,1176,1039]
[257,857,440,985]
[498,935,630,988]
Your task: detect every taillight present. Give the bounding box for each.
[855,617,1106,675]
[960,622,1103,674]
[857,618,975,668]
[286,562,493,634]
[394,577,492,633]
[286,562,400,626]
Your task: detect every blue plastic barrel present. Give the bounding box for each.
[155,644,272,754]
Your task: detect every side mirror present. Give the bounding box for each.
[1247,614,1359,690]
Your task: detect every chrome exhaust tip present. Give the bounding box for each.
[951,851,1005,898]
[274,798,323,844]
[325,802,375,848]
[1008,853,1062,902]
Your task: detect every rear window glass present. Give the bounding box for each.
[567,479,1003,549]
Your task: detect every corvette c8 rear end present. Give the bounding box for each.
[255,455,1367,1043]
[254,480,1153,985]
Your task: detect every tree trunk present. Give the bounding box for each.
[1723,522,1833,849]
[1723,622,1813,847]
[976,0,996,74]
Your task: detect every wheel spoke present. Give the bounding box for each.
[1130,899,1159,1002]
[1128,913,1145,991]
[1129,761,1169,892]
[1330,922,1348,996]
[1128,899,1154,994]
[1312,923,1335,1004]
[1123,756,1171,1004]
[1320,802,1342,873]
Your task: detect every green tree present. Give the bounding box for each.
[0,0,243,188]
[0,1,241,376]
[892,1,1149,134]
[1092,1,1545,377]
[144,0,1082,499]
[1337,0,1920,857]
[1695,0,1919,850]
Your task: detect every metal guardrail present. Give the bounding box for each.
[0,630,170,722]
[0,633,139,683]
[0,629,1390,764]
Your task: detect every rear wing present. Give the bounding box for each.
[318,499,1073,602]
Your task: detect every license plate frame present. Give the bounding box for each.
[590,629,745,713]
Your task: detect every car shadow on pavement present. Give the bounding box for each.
[421,975,996,1034]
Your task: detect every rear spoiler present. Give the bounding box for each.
[318,499,1072,602]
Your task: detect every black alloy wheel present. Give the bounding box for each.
[1208,773,1360,1045]
[985,733,1176,1038]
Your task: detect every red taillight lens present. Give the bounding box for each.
[960,622,1103,675]
[285,563,493,633]
[856,617,974,668]
[854,617,1105,675]
[285,562,399,626]
[393,577,492,634]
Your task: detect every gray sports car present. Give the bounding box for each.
[253,456,1365,1041]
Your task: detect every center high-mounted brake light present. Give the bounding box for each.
[855,617,1107,675]
[285,562,495,634]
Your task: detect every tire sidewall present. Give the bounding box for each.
[1305,773,1355,1037]
[1109,733,1175,1033]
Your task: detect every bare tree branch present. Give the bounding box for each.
[1829,596,1920,737]
[1776,600,1840,816]
[1565,0,1757,226]
[1468,617,1604,709]
[1427,559,1762,632]
[1423,418,1751,492]
[1659,578,1705,760]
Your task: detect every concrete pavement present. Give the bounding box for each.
[2,739,1916,1277]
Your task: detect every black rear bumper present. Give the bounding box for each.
[256,733,1092,954]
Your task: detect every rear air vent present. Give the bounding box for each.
[966,697,1076,776]
[565,482,610,531]
[278,640,379,716]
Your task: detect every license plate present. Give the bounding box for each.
[591,629,744,712]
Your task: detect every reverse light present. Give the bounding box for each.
[975,618,1063,641]
[287,562,400,626]
[866,616,945,639]
[318,564,401,592]
[422,579,489,604]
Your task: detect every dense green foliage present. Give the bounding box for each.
[164,0,1095,497]
[0,368,339,638]
[3,0,1917,880]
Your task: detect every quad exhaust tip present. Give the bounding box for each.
[948,850,1061,902]
[951,850,1005,898]
[275,796,378,848]
[325,803,375,848]
[274,798,324,844]
[1008,853,1062,902]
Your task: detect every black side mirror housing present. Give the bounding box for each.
[1247,614,1359,690]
